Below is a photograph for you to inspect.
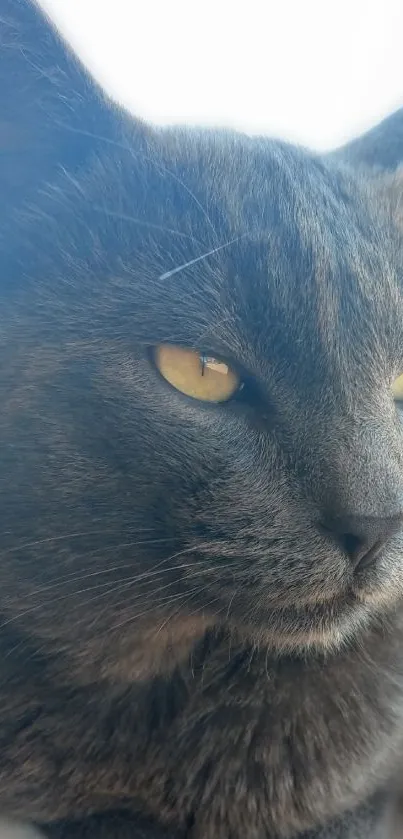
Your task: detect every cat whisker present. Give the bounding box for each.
[0,527,161,557]
[22,538,229,597]
[88,565,232,635]
[225,587,239,621]
[92,207,200,242]
[159,237,241,280]
[56,124,219,241]
[26,555,236,599]
[22,537,181,595]
[6,588,198,661]
[26,561,235,615]
[152,590,220,637]
[108,586,208,633]
[0,575,185,633]
[101,570,233,637]
[0,538,235,629]
[28,588,208,653]
[24,558,203,599]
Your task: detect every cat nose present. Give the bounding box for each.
[320,511,403,571]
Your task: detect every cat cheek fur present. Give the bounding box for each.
[1,2,403,839]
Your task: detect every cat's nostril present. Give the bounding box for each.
[340,532,364,568]
[338,532,384,572]
[327,528,372,571]
[320,511,403,572]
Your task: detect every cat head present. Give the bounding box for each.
[1,0,403,675]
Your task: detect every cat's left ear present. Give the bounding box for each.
[0,0,117,217]
[331,108,403,171]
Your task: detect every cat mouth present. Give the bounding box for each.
[230,571,403,652]
[231,594,370,652]
[182,547,402,651]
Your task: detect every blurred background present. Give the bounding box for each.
[39,0,403,151]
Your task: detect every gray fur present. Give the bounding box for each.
[1,2,403,838]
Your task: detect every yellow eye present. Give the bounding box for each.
[154,345,240,403]
[392,373,403,401]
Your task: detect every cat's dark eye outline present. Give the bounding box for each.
[148,345,249,407]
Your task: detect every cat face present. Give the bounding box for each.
[1,0,403,671]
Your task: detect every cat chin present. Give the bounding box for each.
[223,560,403,655]
[231,597,377,655]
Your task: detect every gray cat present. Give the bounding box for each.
[1,2,403,838]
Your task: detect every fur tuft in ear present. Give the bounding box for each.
[0,0,116,218]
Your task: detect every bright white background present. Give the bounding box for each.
[38,0,403,151]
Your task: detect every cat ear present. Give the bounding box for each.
[332,108,403,171]
[0,0,115,215]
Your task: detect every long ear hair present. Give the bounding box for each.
[0,0,116,221]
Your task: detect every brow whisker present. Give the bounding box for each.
[91,207,200,241]
[159,236,241,280]
[55,124,219,241]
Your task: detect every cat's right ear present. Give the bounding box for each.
[0,0,117,217]
[331,108,403,172]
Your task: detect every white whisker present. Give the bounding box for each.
[23,537,180,595]
[159,237,241,280]
[92,207,199,241]
[55,124,219,240]
[108,588,202,633]
[0,543,233,630]
[0,527,158,557]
